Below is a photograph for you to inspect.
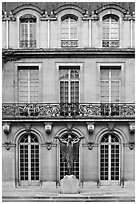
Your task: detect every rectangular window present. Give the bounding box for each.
[18,67,39,103]
[100,67,121,103]
[59,67,80,103]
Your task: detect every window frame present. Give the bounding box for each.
[14,63,42,103]
[100,66,121,103]
[19,14,37,48]
[97,63,125,103]
[102,14,119,41]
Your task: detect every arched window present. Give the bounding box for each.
[61,15,78,47]
[19,14,37,48]
[100,133,120,182]
[102,14,119,47]
[19,133,39,185]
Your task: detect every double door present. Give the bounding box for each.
[19,134,39,185]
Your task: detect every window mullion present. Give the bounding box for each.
[109,69,111,103]
[28,135,31,182]
[69,18,70,40]
[108,134,111,181]
[109,17,111,40]
[28,22,30,46]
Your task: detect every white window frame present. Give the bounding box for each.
[61,17,78,40]
[99,134,120,184]
[15,63,41,103]
[102,15,119,41]
[97,63,125,103]
[56,63,83,103]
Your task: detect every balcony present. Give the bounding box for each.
[2,103,135,121]
[61,40,78,47]
[102,40,119,48]
[20,40,37,48]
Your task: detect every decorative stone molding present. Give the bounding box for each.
[91,11,99,21]
[107,123,115,133]
[44,122,52,135]
[3,122,11,135]
[9,11,16,21]
[66,122,73,134]
[53,4,86,15]
[87,122,95,135]
[46,142,52,150]
[129,142,135,150]
[11,3,43,15]
[40,10,49,21]
[3,123,11,150]
[87,142,94,150]
[95,3,127,14]
[123,11,132,21]
[131,11,135,20]
[24,123,32,133]
[129,122,135,134]
[2,50,21,63]
[5,142,11,150]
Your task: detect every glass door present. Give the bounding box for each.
[100,134,120,184]
[19,133,39,186]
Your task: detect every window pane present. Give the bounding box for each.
[71,81,79,103]
[101,81,109,102]
[60,81,69,103]
[59,69,69,79]
[18,67,39,103]
[30,23,36,40]
[61,22,69,39]
[111,81,120,102]
[20,23,28,41]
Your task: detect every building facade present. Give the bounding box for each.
[2,2,135,188]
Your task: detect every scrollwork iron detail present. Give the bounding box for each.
[2,103,135,119]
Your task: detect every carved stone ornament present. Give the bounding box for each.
[129,142,135,150]
[88,142,94,150]
[46,142,52,150]
[44,122,52,135]
[24,123,32,133]
[107,123,115,133]
[5,142,11,150]
[87,122,95,135]
[129,122,135,134]
[3,123,10,135]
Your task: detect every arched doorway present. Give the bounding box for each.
[100,133,120,184]
[19,133,40,186]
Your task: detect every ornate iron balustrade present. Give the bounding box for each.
[102,40,119,47]
[2,103,135,119]
[20,40,37,48]
[61,40,78,47]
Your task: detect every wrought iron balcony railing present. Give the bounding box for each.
[2,103,135,119]
[20,40,37,48]
[61,40,78,47]
[102,40,119,48]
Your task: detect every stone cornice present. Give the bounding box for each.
[2,48,135,63]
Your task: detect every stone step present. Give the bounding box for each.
[2,196,135,202]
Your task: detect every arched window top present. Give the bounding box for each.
[19,133,39,143]
[101,134,120,143]
[103,14,119,22]
[20,14,37,23]
[61,14,78,21]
